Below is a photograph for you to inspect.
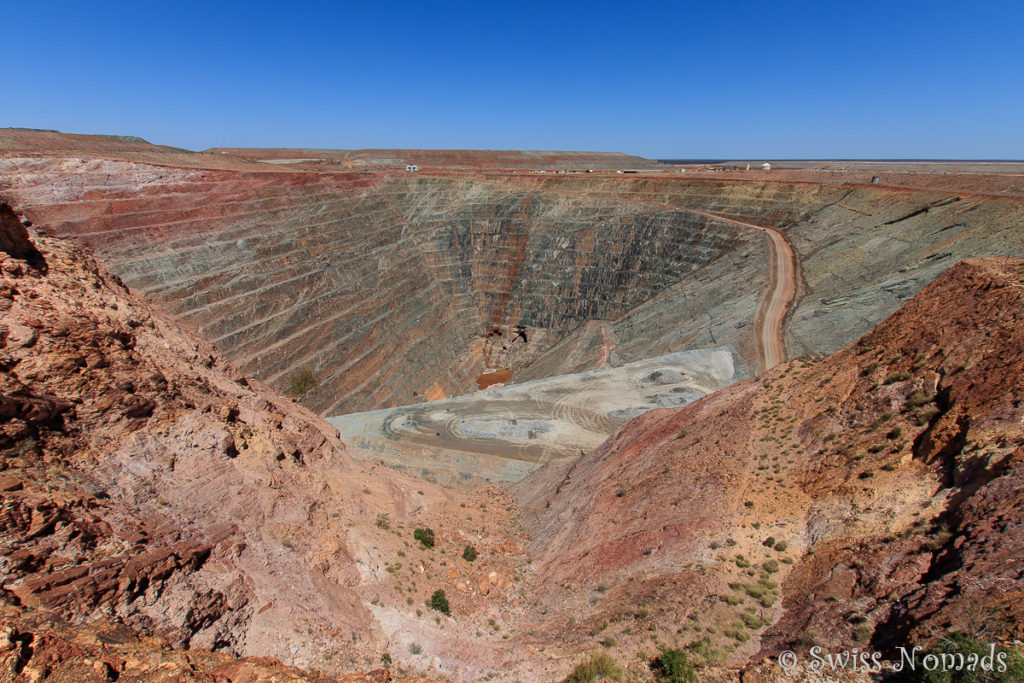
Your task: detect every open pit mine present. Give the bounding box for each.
[1,128,1023,681]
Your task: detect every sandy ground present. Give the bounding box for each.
[329,347,735,485]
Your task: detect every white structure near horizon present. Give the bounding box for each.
[405,164,419,172]
[761,162,772,171]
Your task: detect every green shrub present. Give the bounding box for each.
[565,653,622,682]
[288,368,318,397]
[428,589,450,615]
[763,536,776,548]
[774,540,788,552]
[414,527,435,548]
[654,648,697,682]
[462,544,478,562]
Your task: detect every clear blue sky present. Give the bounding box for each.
[6,0,1023,158]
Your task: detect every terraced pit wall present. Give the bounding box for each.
[1,161,754,414]
[3,159,1022,416]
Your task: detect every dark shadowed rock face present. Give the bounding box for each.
[0,204,43,267]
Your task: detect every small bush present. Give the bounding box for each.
[428,589,450,615]
[288,368,318,397]
[565,653,622,682]
[762,559,779,573]
[414,527,435,548]
[686,637,729,666]
[884,370,912,385]
[887,426,903,440]
[923,523,954,552]
[740,611,769,630]
[763,536,776,548]
[908,389,933,407]
[724,623,750,642]
[654,648,697,682]
[773,540,788,552]
[408,642,422,654]
[463,544,478,562]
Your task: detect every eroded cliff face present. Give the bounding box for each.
[0,201,518,678]
[513,258,1024,674]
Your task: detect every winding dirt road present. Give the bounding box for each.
[689,211,797,372]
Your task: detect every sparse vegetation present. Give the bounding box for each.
[414,527,435,548]
[428,588,450,615]
[884,370,912,384]
[462,544,478,562]
[288,367,318,397]
[565,652,622,682]
[740,609,769,630]
[891,634,1024,682]
[908,389,934,407]
[654,647,697,682]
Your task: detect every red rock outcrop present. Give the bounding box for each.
[0,200,475,677]
[515,258,1024,669]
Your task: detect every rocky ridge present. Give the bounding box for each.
[513,257,1024,679]
[0,200,492,680]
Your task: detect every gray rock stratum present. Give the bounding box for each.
[2,149,1022,422]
